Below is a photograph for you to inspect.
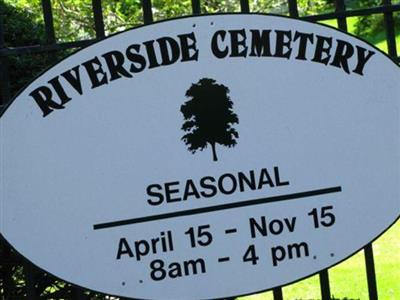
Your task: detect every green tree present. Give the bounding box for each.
[354,0,383,38]
[352,0,399,51]
[5,0,192,41]
[4,0,339,45]
[0,0,65,103]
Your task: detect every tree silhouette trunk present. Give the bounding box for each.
[211,143,218,161]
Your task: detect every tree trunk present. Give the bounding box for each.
[211,143,218,161]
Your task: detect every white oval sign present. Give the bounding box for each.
[1,14,399,300]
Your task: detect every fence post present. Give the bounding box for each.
[273,287,283,300]
[71,286,86,299]
[382,0,398,59]
[364,243,378,300]
[240,0,250,13]
[319,269,331,300]
[92,0,105,39]
[288,0,299,18]
[191,0,201,15]
[0,14,11,108]
[141,0,154,24]
[24,263,40,300]
[41,0,56,44]
[334,0,348,31]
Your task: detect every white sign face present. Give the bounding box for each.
[1,14,399,300]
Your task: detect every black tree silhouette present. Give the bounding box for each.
[180,78,239,161]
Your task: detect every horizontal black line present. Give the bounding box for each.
[93,186,341,230]
[225,228,238,234]
[218,257,230,262]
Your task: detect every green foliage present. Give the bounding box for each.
[354,0,382,37]
[152,0,192,20]
[103,0,143,31]
[201,0,240,13]
[296,0,333,15]
[3,0,334,41]
[4,0,398,44]
[0,0,42,47]
[5,0,193,41]
[354,0,400,39]
[5,0,97,41]
[250,0,287,14]
[0,0,65,102]
[249,0,332,15]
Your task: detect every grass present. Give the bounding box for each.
[239,19,400,300]
[239,221,400,300]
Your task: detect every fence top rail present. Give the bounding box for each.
[0,39,97,56]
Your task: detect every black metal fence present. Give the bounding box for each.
[0,0,399,299]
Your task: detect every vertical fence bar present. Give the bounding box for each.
[92,0,105,39]
[364,243,378,300]
[0,14,4,48]
[382,0,398,59]
[240,0,250,13]
[0,14,11,107]
[0,57,8,106]
[41,0,56,44]
[71,286,86,300]
[273,287,283,300]
[319,269,331,300]
[334,0,348,32]
[288,0,299,18]
[0,238,13,299]
[24,264,39,300]
[141,0,154,24]
[191,0,201,15]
